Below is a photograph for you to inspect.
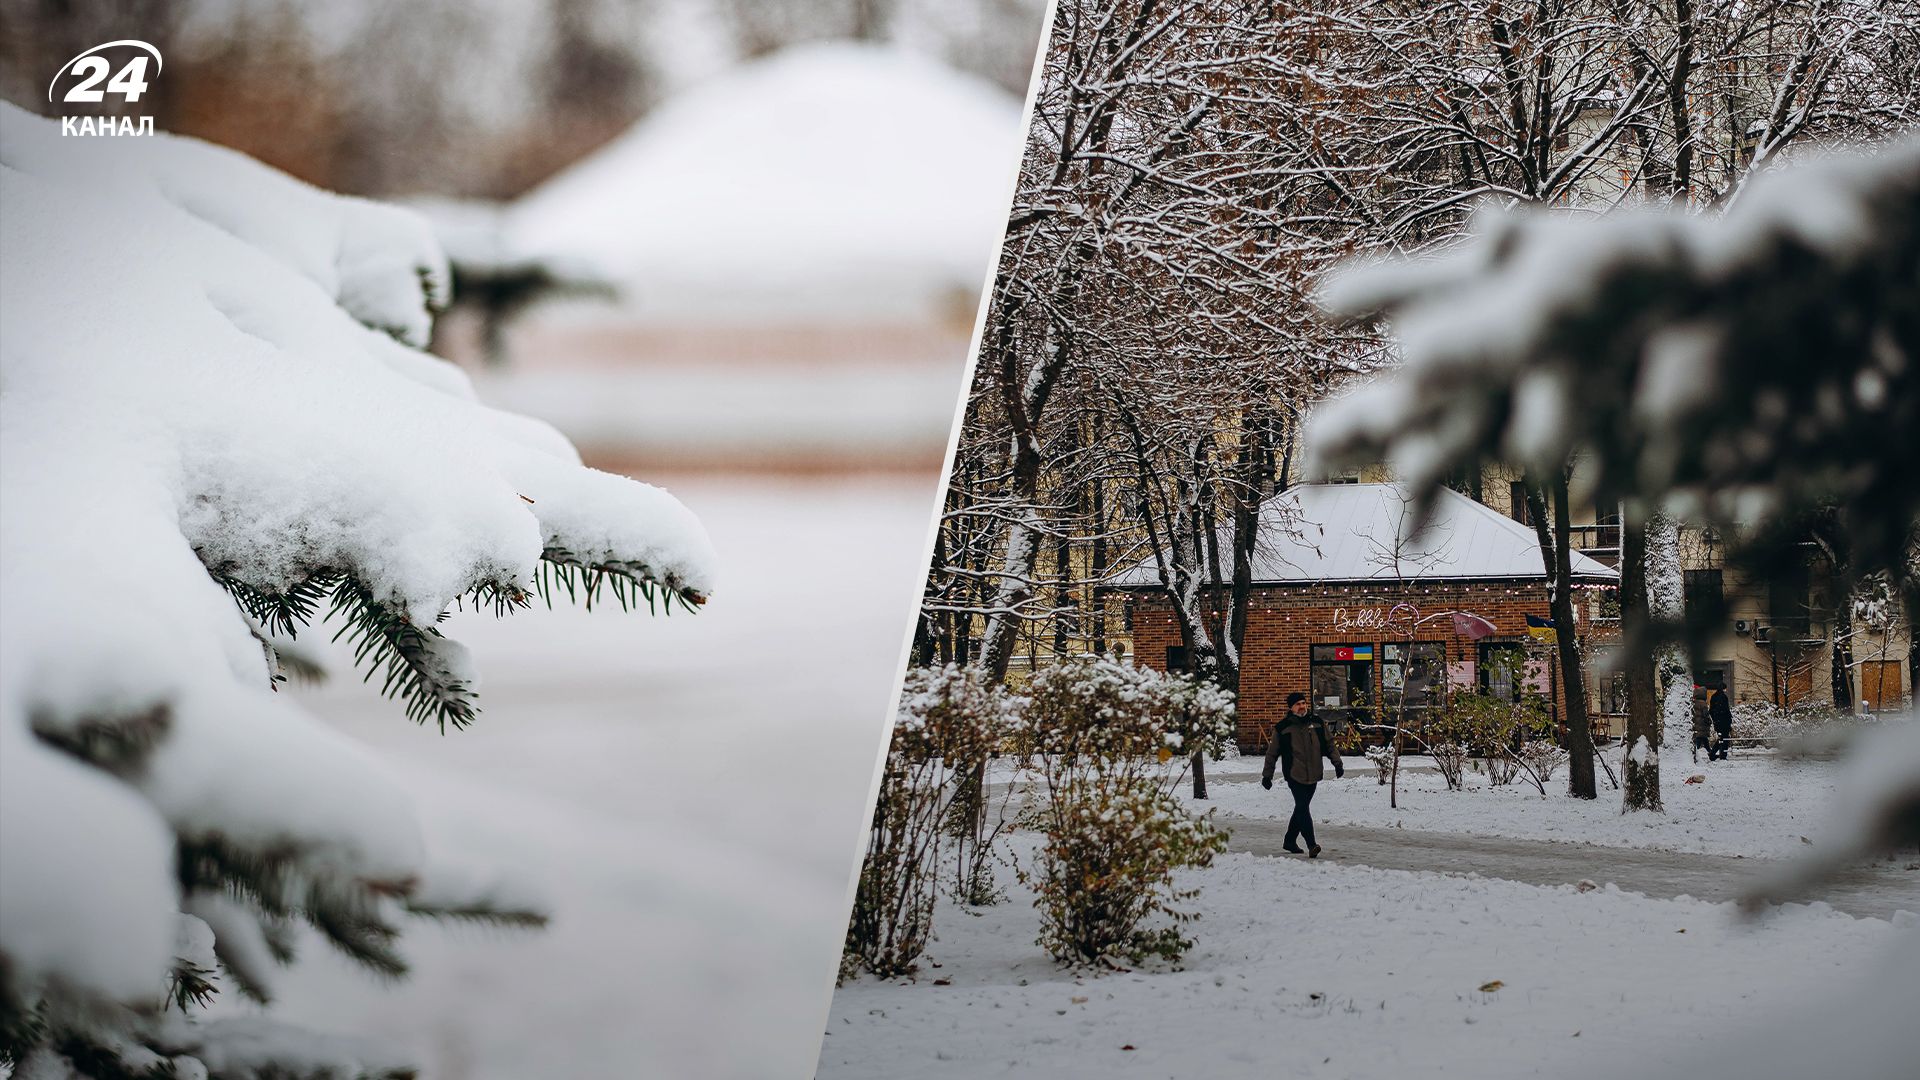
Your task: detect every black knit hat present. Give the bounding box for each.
[1287,692,1308,707]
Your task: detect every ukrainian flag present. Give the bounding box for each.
[1525,614,1557,640]
[1351,644,1374,660]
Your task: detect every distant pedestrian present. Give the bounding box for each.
[1708,686,1733,760]
[1691,685,1712,762]
[1261,692,1344,857]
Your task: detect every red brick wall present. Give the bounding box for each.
[1130,582,1588,751]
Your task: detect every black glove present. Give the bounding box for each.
[1261,776,1272,790]
[1333,762,1345,779]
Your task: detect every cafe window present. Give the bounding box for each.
[1383,642,1446,709]
[1478,641,1527,701]
[1590,645,1628,714]
[1311,643,1374,711]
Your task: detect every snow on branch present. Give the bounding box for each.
[0,103,714,1076]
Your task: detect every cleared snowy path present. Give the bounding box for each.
[1216,797,1920,920]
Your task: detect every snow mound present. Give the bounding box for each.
[509,42,1025,320]
[0,102,713,1074]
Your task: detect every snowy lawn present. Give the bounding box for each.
[248,478,930,1079]
[1184,751,1840,859]
[820,835,1916,1079]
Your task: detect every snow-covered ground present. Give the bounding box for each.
[244,478,930,1079]
[1188,752,1842,859]
[820,834,1917,1080]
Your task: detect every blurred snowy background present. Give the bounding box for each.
[1,1,1042,1076]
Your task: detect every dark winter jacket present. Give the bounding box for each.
[1709,689,1733,735]
[1262,712,1343,786]
[1691,686,1712,742]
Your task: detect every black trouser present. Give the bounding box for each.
[1285,778,1318,849]
[1710,732,1730,760]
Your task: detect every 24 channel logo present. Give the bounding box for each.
[48,39,162,137]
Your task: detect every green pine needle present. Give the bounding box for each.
[403,898,550,930]
[210,547,700,736]
[328,580,478,732]
[537,547,705,614]
[166,956,218,1012]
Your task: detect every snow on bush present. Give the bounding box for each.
[843,666,1020,979]
[845,659,1241,976]
[0,104,716,1077]
[1013,658,1235,967]
[1518,739,1568,785]
[1364,744,1398,785]
[1728,701,1857,745]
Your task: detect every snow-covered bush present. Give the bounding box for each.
[0,105,716,1077]
[1013,658,1233,966]
[843,666,1019,978]
[1730,701,1848,743]
[1364,744,1398,785]
[1519,740,1568,785]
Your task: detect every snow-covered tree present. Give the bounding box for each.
[1647,507,1694,760]
[0,104,716,1078]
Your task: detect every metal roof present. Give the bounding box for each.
[1110,482,1618,587]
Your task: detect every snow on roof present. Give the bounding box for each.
[507,43,1024,321]
[1111,482,1618,587]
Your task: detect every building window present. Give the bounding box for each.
[1684,569,1724,613]
[1310,643,1374,712]
[1166,645,1189,673]
[1768,563,1812,636]
[1508,480,1531,526]
[1592,587,1621,625]
[1383,642,1445,710]
[1478,641,1527,702]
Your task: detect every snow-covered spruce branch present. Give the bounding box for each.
[0,102,715,1077]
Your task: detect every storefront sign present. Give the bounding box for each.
[1330,606,1397,633]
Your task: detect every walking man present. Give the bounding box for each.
[1261,692,1344,857]
[1708,684,1734,760]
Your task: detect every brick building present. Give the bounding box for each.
[1114,483,1617,752]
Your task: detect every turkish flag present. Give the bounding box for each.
[1334,647,1354,661]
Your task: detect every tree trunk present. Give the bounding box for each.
[1225,403,1271,694]
[1621,504,1663,812]
[976,303,1068,683]
[1089,416,1108,655]
[1647,506,1693,755]
[1525,472,1596,799]
[1832,587,1855,711]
